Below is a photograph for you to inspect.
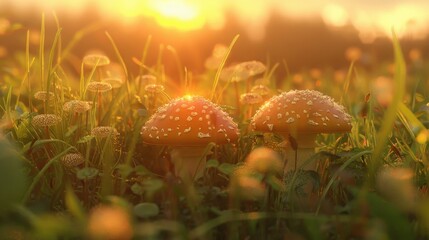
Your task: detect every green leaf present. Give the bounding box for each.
[0,136,27,213]
[135,165,152,176]
[141,178,164,193]
[206,159,219,169]
[116,164,134,178]
[76,167,99,180]
[217,163,236,175]
[265,175,285,192]
[77,135,94,144]
[65,125,78,137]
[134,202,160,218]
[131,183,143,195]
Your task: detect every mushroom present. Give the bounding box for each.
[251,90,352,172]
[141,95,239,181]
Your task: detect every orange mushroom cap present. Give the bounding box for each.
[251,90,352,134]
[141,96,239,146]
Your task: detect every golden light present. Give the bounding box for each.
[183,94,194,100]
[145,0,205,31]
[100,0,205,30]
[3,0,429,40]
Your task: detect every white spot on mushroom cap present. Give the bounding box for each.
[308,120,319,126]
[198,132,211,138]
[286,117,295,123]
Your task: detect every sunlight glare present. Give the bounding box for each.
[146,0,205,31]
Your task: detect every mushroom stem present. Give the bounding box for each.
[280,133,318,173]
[98,91,102,125]
[170,146,208,181]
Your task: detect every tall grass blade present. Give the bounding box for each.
[105,31,131,103]
[210,34,239,102]
[367,31,406,183]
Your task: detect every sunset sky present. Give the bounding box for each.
[2,0,428,43]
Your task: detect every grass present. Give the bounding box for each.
[1,16,429,240]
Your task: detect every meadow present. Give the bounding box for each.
[1,16,429,240]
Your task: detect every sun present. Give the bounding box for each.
[149,0,205,31]
[146,0,205,31]
[102,0,205,31]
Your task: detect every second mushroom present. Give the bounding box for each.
[251,90,352,172]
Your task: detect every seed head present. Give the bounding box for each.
[144,84,165,94]
[34,91,54,101]
[91,126,118,138]
[61,153,84,168]
[240,92,263,105]
[251,85,270,96]
[63,100,91,113]
[83,54,110,67]
[221,61,266,82]
[32,114,61,127]
[235,61,266,77]
[87,82,112,93]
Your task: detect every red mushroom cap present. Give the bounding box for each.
[141,96,239,146]
[251,90,352,134]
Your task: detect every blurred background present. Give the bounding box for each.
[0,0,428,78]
